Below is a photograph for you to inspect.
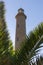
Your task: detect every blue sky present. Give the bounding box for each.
[3,0,43,47]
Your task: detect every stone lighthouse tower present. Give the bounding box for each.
[15,8,27,50]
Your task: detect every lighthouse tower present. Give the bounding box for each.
[15,8,27,50]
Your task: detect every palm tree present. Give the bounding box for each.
[32,55,43,65]
[14,22,43,65]
[0,1,14,65]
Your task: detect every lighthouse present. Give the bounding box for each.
[15,8,27,50]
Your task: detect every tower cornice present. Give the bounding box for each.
[15,8,27,19]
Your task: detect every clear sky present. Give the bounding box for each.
[2,0,43,48]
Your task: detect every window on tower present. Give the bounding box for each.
[17,24,19,28]
[17,37,19,41]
